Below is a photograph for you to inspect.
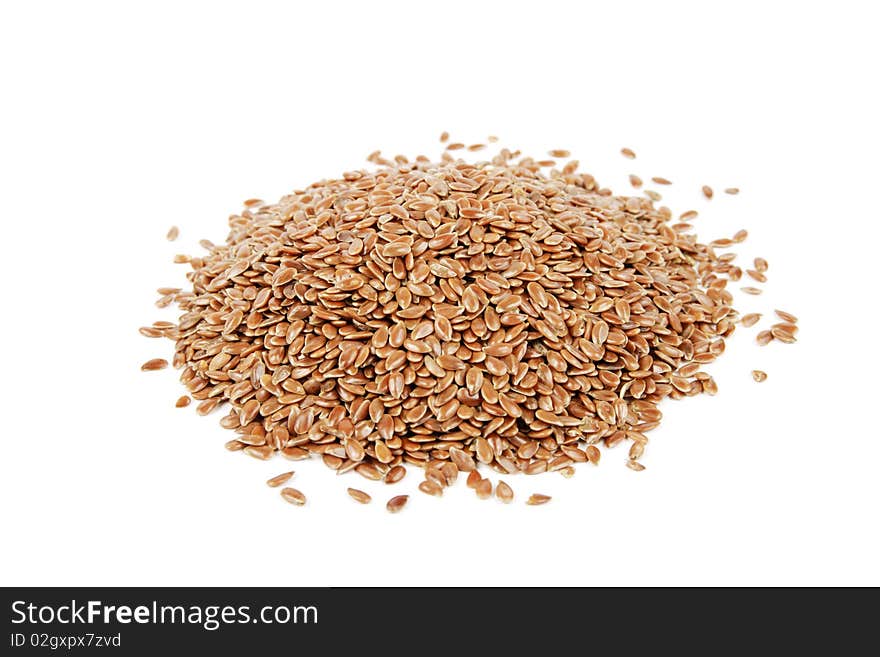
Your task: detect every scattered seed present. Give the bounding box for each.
[386,495,408,513]
[680,210,698,221]
[495,480,514,503]
[741,313,761,327]
[628,174,642,188]
[166,226,179,241]
[418,480,443,497]
[702,185,714,199]
[621,147,636,159]
[266,471,294,488]
[141,358,168,371]
[651,176,672,185]
[347,488,371,504]
[626,460,646,472]
[475,478,493,499]
[280,487,306,505]
[175,395,191,408]
[385,465,406,484]
[724,187,739,195]
[746,269,767,283]
[775,309,798,323]
[754,257,769,273]
[752,370,768,382]
[526,493,551,506]
[741,287,762,295]
[466,470,482,489]
[439,131,449,143]
[756,330,774,346]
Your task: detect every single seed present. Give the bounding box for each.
[549,149,570,158]
[651,176,672,185]
[141,358,168,371]
[702,185,714,199]
[629,174,642,188]
[418,480,443,497]
[752,370,768,382]
[280,487,306,505]
[526,493,551,506]
[347,488,371,504]
[754,257,769,272]
[626,460,646,472]
[775,309,798,323]
[385,465,406,484]
[496,480,514,503]
[466,470,482,489]
[386,495,408,513]
[166,226,179,241]
[475,478,493,500]
[266,471,294,488]
[741,287,762,295]
[741,313,761,327]
[756,330,774,346]
[621,147,636,159]
[175,395,191,408]
[724,187,739,195]
[746,270,767,283]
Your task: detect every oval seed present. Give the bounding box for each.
[386,495,409,513]
[266,471,294,488]
[347,488,371,504]
[526,493,551,506]
[280,487,306,505]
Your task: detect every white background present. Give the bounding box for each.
[1,1,878,587]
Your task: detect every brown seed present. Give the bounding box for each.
[166,226,179,241]
[741,287,762,295]
[145,136,793,513]
[746,270,767,283]
[439,131,449,143]
[775,309,798,323]
[741,313,761,327]
[752,370,768,382]
[651,176,672,185]
[418,480,443,497]
[495,480,514,503]
[466,469,482,489]
[266,471,294,487]
[724,187,740,195]
[450,447,476,472]
[385,465,406,484]
[549,149,570,158]
[475,437,493,464]
[141,358,168,371]
[526,493,551,506]
[280,487,306,505]
[347,488,371,504]
[621,147,636,159]
[175,395,191,408]
[756,330,774,346]
[386,495,408,513]
[475,478,492,500]
[771,327,798,344]
[702,185,714,199]
[628,174,643,188]
[626,460,646,472]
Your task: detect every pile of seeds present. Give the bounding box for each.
[142,137,795,509]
